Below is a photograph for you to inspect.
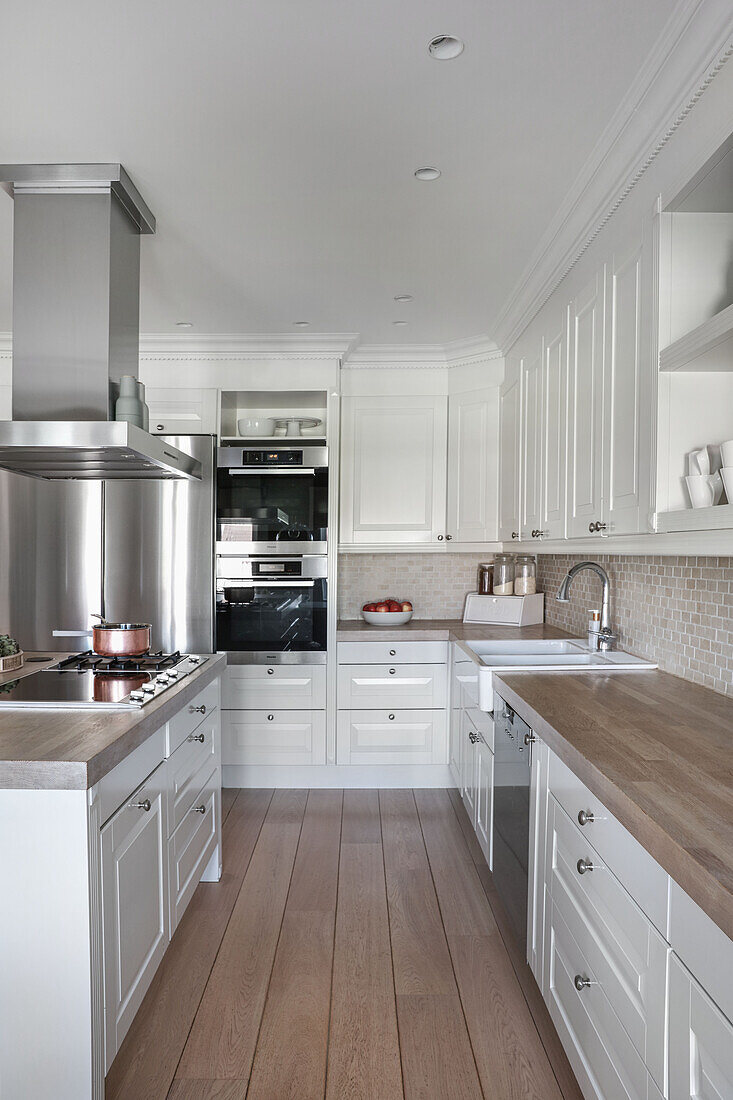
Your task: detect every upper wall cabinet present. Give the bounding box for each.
[498,376,521,541]
[446,388,499,544]
[567,269,605,538]
[145,387,218,436]
[541,309,568,540]
[520,349,543,540]
[340,395,448,545]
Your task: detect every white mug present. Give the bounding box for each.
[720,439,733,468]
[686,447,710,476]
[685,473,722,508]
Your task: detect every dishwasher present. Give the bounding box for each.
[492,690,535,954]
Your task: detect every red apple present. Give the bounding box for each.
[387,600,402,612]
[375,601,389,612]
[363,602,377,612]
[401,601,413,612]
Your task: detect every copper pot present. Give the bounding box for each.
[91,615,151,657]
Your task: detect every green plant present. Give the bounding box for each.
[0,634,20,658]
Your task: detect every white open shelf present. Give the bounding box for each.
[655,503,733,533]
[660,300,733,372]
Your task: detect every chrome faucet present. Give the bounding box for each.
[556,561,615,649]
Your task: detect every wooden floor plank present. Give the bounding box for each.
[396,994,483,1100]
[378,790,456,995]
[221,787,240,825]
[106,788,274,1100]
[446,786,583,1100]
[167,1081,247,1100]
[246,790,343,1100]
[326,792,402,1100]
[175,790,308,1082]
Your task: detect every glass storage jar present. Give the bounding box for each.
[477,562,494,595]
[514,555,537,596]
[493,554,515,595]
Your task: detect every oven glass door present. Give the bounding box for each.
[216,577,327,652]
[216,466,328,553]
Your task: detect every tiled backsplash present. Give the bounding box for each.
[337,553,490,620]
[538,554,733,698]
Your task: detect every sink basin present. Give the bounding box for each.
[456,637,657,711]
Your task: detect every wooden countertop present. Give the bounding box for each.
[495,669,733,942]
[0,653,227,791]
[337,618,570,643]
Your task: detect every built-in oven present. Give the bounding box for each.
[215,555,327,656]
[216,446,328,556]
[492,691,534,954]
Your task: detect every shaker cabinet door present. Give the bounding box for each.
[446,388,498,543]
[498,376,521,542]
[541,310,569,540]
[340,395,448,545]
[520,350,543,540]
[669,953,733,1100]
[568,269,605,538]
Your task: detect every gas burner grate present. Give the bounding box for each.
[54,650,184,673]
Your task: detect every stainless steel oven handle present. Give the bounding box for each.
[225,469,316,475]
[218,579,316,588]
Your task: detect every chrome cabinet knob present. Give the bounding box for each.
[468,731,478,744]
[187,732,205,743]
[132,798,151,812]
[156,424,165,432]
[574,974,592,991]
[524,732,536,746]
[437,534,444,541]
[192,804,207,815]
[267,668,274,675]
[511,531,519,539]
[446,534,453,540]
[389,668,396,675]
[577,809,595,826]
[389,650,396,656]
[388,713,395,721]
[189,704,206,714]
[576,858,594,875]
[589,521,608,533]
[267,713,274,721]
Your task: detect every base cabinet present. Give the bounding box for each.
[459,708,494,867]
[669,954,733,1100]
[101,763,169,1073]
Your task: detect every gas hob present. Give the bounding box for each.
[0,652,208,710]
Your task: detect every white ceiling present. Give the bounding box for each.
[0,0,680,345]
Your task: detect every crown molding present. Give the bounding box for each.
[444,335,503,367]
[492,0,733,353]
[343,335,499,369]
[138,332,360,360]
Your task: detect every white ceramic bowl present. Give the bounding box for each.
[361,610,413,626]
[237,416,276,437]
[721,467,733,503]
[720,440,733,468]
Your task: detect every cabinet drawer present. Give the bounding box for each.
[548,750,669,933]
[146,386,217,435]
[669,878,733,1027]
[338,640,448,665]
[223,663,326,710]
[669,953,733,1100]
[102,763,169,1070]
[168,767,220,934]
[99,722,166,825]
[222,709,326,766]
[167,711,219,833]
[337,709,446,766]
[465,705,494,751]
[167,678,220,755]
[544,896,661,1100]
[338,663,447,710]
[546,796,668,1090]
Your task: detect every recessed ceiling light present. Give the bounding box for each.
[393,320,408,326]
[176,321,193,328]
[414,166,441,181]
[394,294,413,303]
[428,35,465,60]
[293,320,310,326]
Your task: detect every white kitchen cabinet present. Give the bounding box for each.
[168,766,220,933]
[474,734,493,866]
[337,662,447,710]
[446,387,499,543]
[340,394,448,545]
[102,762,169,1071]
[541,309,568,540]
[460,709,478,823]
[603,232,650,536]
[145,386,218,435]
[222,662,327,711]
[520,349,543,540]
[669,953,733,1100]
[498,375,521,542]
[337,708,446,765]
[222,708,327,766]
[527,738,549,987]
[567,268,606,538]
[449,679,463,786]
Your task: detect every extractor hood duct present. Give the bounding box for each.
[0,164,201,480]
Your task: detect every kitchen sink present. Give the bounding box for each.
[456,637,657,711]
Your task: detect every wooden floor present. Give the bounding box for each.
[106,788,582,1100]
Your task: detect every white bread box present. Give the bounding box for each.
[463,592,544,627]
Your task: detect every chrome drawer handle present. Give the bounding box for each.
[389,668,396,675]
[191,803,207,815]
[131,798,151,812]
[389,650,396,656]
[267,668,274,675]
[468,731,479,744]
[577,809,595,826]
[388,713,395,721]
[189,704,206,715]
[511,531,519,539]
[156,423,165,432]
[576,858,594,875]
[187,732,205,743]
[267,713,274,721]
[574,974,593,991]
[524,732,536,746]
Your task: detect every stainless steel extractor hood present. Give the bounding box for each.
[0,164,201,480]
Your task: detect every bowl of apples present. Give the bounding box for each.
[361,597,413,626]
